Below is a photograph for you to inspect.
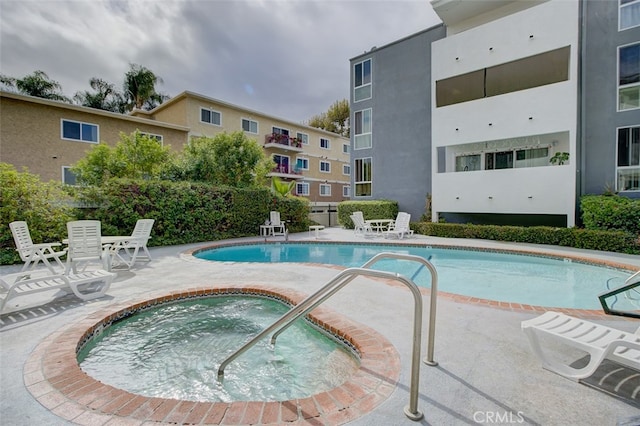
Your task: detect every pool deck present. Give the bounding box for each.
[1,227,639,425]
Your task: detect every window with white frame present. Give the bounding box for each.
[242,118,258,134]
[343,185,350,197]
[617,125,640,191]
[343,143,349,154]
[272,126,289,136]
[354,157,372,196]
[354,108,372,149]
[273,154,290,173]
[61,119,98,143]
[620,0,640,30]
[296,157,309,171]
[201,107,221,125]
[619,43,640,111]
[297,132,309,145]
[354,58,372,102]
[343,164,351,175]
[320,137,330,149]
[319,184,331,196]
[139,132,163,144]
[62,166,77,185]
[320,161,331,172]
[296,182,310,196]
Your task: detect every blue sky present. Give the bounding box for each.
[0,0,441,122]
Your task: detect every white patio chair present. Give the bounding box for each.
[270,211,287,236]
[384,212,413,239]
[65,220,111,274]
[350,212,374,237]
[109,219,155,268]
[10,221,66,278]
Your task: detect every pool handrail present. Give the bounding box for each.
[599,270,640,319]
[216,252,438,421]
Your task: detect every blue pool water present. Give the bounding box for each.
[194,243,634,310]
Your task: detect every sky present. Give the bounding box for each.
[0,0,441,123]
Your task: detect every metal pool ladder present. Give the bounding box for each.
[216,252,438,421]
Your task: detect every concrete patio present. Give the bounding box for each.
[1,227,639,425]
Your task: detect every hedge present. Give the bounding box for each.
[337,200,399,229]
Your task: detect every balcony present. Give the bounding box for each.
[268,165,303,179]
[264,133,304,152]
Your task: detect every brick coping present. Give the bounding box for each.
[24,285,401,425]
[187,241,639,320]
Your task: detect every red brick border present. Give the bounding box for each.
[25,285,401,425]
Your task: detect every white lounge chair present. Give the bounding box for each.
[65,220,112,274]
[384,212,413,239]
[0,269,115,312]
[269,211,287,236]
[350,212,374,237]
[108,219,155,268]
[9,221,66,278]
[521,311,640,380]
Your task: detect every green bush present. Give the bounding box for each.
[337,200,399,229]
[581,195,640,235]
[0,163,74,264]
[73,179,310,247]
[413,222,639,254]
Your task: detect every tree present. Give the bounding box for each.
[123,64,168,111]
[74,78,125,112]
[71,131,174,185]
[307,99,350,137]
[180,132,273,187]
[0,70,69,102]
[271,176,295,197]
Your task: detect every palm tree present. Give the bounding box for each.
[0,70,69,102]
[123,64,167,111]
[74,78,125,112]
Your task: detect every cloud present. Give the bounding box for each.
[0,0,440,122]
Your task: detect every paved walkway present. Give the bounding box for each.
[1,228,639,425]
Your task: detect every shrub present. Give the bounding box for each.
[337,200,399,229]
[581,195,640,235]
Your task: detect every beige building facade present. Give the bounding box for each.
[1,90,350,203]
[133,91,351,203]
[0,91,189,183]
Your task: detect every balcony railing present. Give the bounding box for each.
[264,133,303,150]
[270,165,303,177]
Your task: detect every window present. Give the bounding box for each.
[485,151,514,170]
[619,43,640,111]
[242,118,258,134]
[296,182,310,196]
[354,158,372,196]
[621,0,640,30]
[273,154,290,173]
[354,108,372,149]
[139,132,163,144]
[61,119,98,143]
[319,184,331,196]
[297,132,309,145]
[296,157,309,171]
[343,143,349,154]
[320,138,330,149]
[343,185,351,197]
[272,126,289,136]
[201,108,221,125]
[354,58,372,102]
[515,147,549,168]
[320,161,331,172]
[455,155,481,172]
[436,47,570,107]
[62,166,77,185]
[343,164,351,175]
[617,126,640,191]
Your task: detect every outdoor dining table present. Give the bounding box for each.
[365,219,395,233]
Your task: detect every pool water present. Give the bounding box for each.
[78,296,358,402]
[195,243,633,310]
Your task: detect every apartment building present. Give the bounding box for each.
[349,0,640,227]
[133,91,351,203]
[0,91,189,183]
[0,90,350,203]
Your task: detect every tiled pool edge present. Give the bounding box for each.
[24,284,401,425]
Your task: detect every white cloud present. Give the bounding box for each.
[0,0,441,122]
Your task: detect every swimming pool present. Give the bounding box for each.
[194,242,633,310]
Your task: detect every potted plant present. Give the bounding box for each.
[550,152,569,165]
